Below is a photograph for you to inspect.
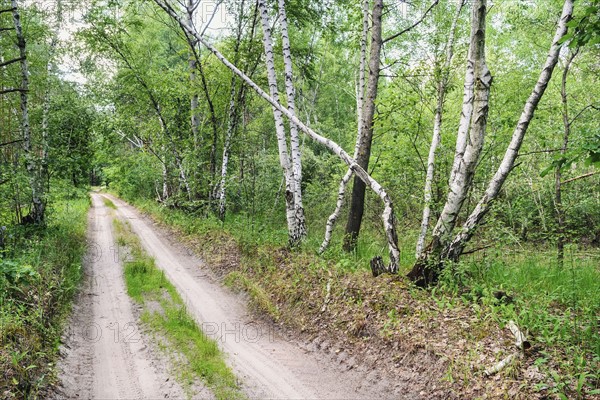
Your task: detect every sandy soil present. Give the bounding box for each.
[52,194,188,399]
[105,193,408,400]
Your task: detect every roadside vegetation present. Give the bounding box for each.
[112,216,244,400]
[0,190,89,399]
[124,196,600,399]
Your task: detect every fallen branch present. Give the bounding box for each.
[320,275,332,313]
[484,320,529,376]
[484,353,517,376]
[508,320,530,350]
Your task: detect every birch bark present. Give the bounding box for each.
[408,0,574,285]
[415,0,464,258]
[279,0,307,241]
[12,0,45,224]
[154,0,400,270]
[257,0,301,246]
[445,0,574,262]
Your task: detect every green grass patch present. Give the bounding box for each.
[0,194,90,399]
[102,197,117,209]
[112,218,244,400]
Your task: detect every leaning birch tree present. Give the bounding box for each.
[415,0,465,258]
[408,0,575,286]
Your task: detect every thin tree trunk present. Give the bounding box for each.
[41,0,62,193]
[217,0,249,221]
[12,0,44,224]
[155,0,400,270]
[187,0,201,155]
[257,0,301,246]
[408,0,492,285]
[408,0,574,285]
[320,0,369,254]
[555,49,577,266]
[279,0,307,242]
[343,0,384,252]
[416,0,464,258]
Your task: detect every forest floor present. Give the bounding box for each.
[53,192,422,399]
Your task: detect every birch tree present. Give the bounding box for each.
[408,0,575,286]
[415,0,465,258]
[257,0,305,246]
[12,0,45,224]
[278,0,306,241]
[154,0,400,270]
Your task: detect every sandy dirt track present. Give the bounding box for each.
[55,193,405,399]
[53,194,187,399]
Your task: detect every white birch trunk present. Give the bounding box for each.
[319,0,369,254]
[13,1,45,223]
[257,0,300,245]
[218,73,240,221]
[279,0,307,241]
[445,0,574,261]
[429,0,491,249]
[415,0,464,258]
[154,0,400,270]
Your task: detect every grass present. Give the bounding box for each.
[102,197,116,209]
[120,194,600,399]
[112,217,244,400]
[0,193,90,399]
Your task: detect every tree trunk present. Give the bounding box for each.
[257,0,301,246]
[217,0,249,221]
[416,0,464,258]
[279,0,307,242]
[155,0,400,270]
[12,0,45,224]
[343,0,384,252]
[555,49,577,266]
[408,0,492,285]
[187,0,201,155]
[320,0,369,254]
[408,0,574,286]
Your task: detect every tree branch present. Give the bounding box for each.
[0,57,24,68]
[561,171,600,185]
[382,0,439,44]
[0,88,27,95]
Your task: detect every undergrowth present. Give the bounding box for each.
[0,192,89,399]
[112,217,244,400]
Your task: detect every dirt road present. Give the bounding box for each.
[55,193,401,399]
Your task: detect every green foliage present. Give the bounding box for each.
[0,193,89,399]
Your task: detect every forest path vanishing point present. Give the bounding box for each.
[54,192,406,399]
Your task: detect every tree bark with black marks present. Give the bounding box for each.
[408,0,574,286]
[416,0,465,258]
